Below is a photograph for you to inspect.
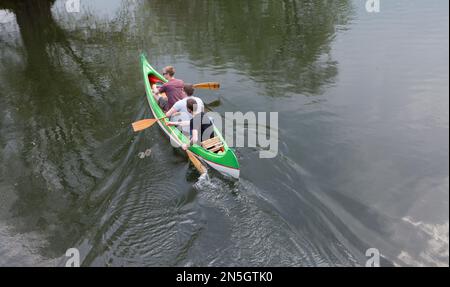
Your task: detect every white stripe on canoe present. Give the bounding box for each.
[199,157,240,179]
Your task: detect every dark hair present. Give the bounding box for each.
[184,84,195,97]
[163,66,175,77]
[186,98,197,113]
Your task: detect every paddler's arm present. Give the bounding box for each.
[165,107,177,118]
[191,129,199,145]
[167,121,190,127]
[152,85,161,100]
[152,84,166,100]
[180,130,198,151]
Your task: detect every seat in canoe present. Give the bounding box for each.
[202,136,224,153]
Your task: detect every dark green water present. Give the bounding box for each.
[0,0,448,266]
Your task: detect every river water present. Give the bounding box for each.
[0,0,448,266]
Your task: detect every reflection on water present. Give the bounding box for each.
[0,0,448,266]
[140,0,352,96]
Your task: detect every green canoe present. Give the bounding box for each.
[140,54,240,179]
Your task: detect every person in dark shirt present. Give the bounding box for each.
[152,66,186,112]
[167,98,215,150]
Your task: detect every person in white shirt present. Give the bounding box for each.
[165,84,204,119]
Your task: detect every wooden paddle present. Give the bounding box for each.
[193,82,220,90]
[153,82,219,90]
[132,117,166,132]
[186,150,207,175]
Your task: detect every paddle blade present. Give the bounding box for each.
[186,150,207,175]
[132,119,158,132]
[194,82,220,90]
